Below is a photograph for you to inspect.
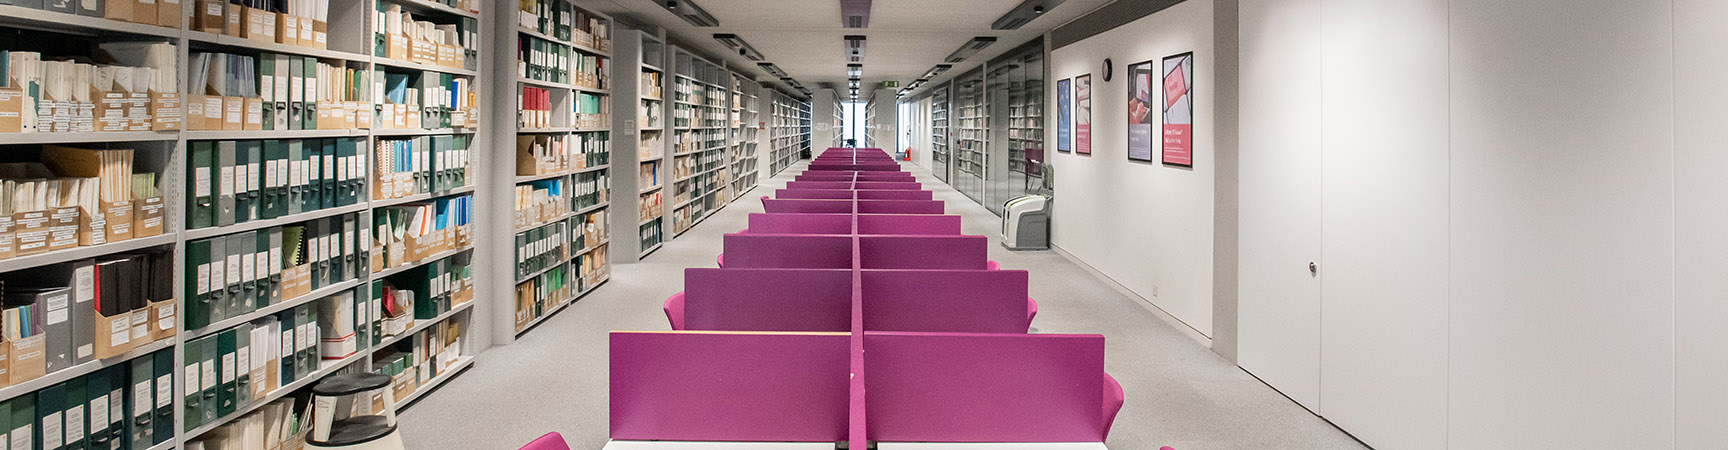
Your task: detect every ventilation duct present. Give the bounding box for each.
[658,0,719,27]
[841,0,871,28]
[713,34,765,61]
[991,0,1065,30]
[844,35,867,63]
[944,37,996,63]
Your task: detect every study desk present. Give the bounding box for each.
[600,441,837,449]
[876,444,1109,450]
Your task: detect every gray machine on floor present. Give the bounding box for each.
[1002,194,1050,250]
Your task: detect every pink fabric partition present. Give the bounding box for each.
[857,214,962,235]
[775,189,857,199]
[763,199,854,214]
[610,331,852,441]
[747,213,853,234]
[684,268,854,331]
[809,163,902,172]
[854,181,922,190]
[786,181,858,190]
[859,235,989,269]
[723,234,853,268]
[861,270,1031,333]
[857,190,933,200]
[863,332,1106,442]
[857,200,945,214]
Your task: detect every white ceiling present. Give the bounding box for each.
[586,0,1112,100]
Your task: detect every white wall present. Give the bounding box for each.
[1674,1,1728,447]
[1317,0,1448,447]
[1048,0,1217,336]
[1234,0,1684,448]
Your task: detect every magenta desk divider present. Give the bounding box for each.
[685,268,854,331]
[776,189,859,199]
[862,270,1032,333]
[858,214,963,235]
[747,213,855,234]
[763,198,855,214]
[723,234,854,268]
[609,331,852,441]
[857,190,933,200]
[860,235,989,269]
[809,164,903,172]
[857,200,946,214]
[863,332,1107,442]
[786,180,859,190]
[855,181,922,190]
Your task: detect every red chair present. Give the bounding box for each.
[1103,373,1126,440]
[662,292,686,330]
[517,432,571,450]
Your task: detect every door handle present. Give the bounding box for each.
[1309,262,1318,275]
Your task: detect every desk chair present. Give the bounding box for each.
[663,292,686,330]
[1104,373,1126,440]
[517,433,571,450]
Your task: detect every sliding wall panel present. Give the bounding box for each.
[1446,0,1675,447]
[1316,0,1449,448]
[1236,0,1323,411]
[1674,0,1728,447]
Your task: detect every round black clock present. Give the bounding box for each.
[1101,58,1113,82]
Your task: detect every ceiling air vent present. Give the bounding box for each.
[945,37,996,63]
[841,0,871,28]
[659,0,719,27]
[992,0,1065,30]
[713,34,765,61]
[844,35,867,63]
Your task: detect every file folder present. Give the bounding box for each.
[189,141,216,229]
[151,351,173,444]
[129,356,152,449]
[217,140,237,226]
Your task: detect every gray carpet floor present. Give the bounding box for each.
[397,159,1369,450]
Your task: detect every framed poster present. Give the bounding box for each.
[1126,60,1156,161]
[1162,52,1195,166]
[1076,74,1092,155]
[1056,78,1072,153]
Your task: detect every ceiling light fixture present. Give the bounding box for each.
[991,0,1066,30]
[922,64,953,79]
[847,63,862,79]
[945,37,996,63]
[659,0,719,27]
[713,34,765,61]
[758,62,788,78]
[844,35,867,63]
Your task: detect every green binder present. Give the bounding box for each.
[184,238,211,330]
[37,382,63,450]
[151,351,173,444]
[129,356,152,449]
[199,336,218,426]
[65,377,86,450]
[188,141,216,229]
[181,339,203,432]
[12,392,35,450]
[216,328,238,418]
[88,366,111,448]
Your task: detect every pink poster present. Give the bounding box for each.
[1161,53,1194,167]
[1075,74,1091,155]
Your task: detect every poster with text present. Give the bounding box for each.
[1076,74,1092,155]
[1127,60,1156,161]
[1161,52,1194,166]
[1057,78,1072,152]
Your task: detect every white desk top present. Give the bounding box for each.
[876,444,1109,450]
[601,441,837,450]
[599,441,1107,450]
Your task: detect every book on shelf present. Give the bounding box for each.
[371,195,471,271]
